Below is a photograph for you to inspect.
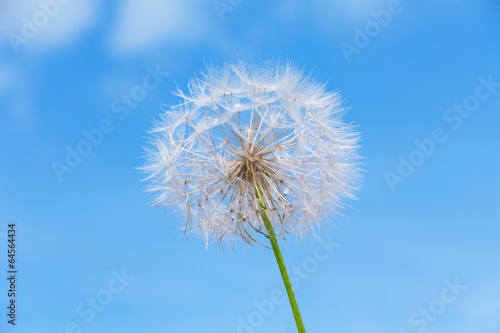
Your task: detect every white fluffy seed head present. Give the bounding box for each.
[141,59,362,248]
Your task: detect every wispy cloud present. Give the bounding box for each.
[0,64,14,94]
[108,0,211,55]
[0,0,100,53]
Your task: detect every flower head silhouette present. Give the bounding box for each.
[142,60,361,247]
[142,59,362,332]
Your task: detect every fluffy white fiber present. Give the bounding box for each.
[142,59,362,248]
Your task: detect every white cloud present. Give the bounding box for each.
[109,0,211,55]
[0,63,38,129]
[273,0,387,22]
[0,0,100,53]
[0,64,14,93]
[458,286,500,329]
[107,0,393,57]
[341,0,389,19]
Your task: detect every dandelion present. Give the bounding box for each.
[141,59,362,332]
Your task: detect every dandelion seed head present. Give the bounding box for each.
[142,59,362,248]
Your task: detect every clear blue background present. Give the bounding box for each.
[1,1,499,332]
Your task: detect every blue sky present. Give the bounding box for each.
[1,0,499,332]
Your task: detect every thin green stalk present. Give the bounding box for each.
[254,186,306,333]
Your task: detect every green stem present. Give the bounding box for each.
[254,186,306,333]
